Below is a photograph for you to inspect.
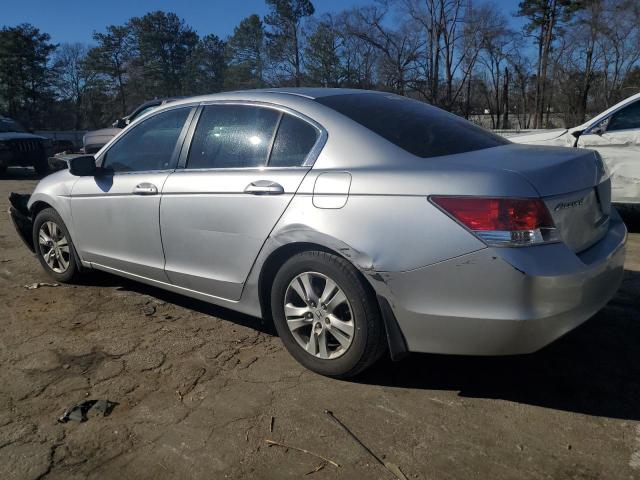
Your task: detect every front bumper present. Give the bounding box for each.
[381,210,627,355]
[9,193,34,252]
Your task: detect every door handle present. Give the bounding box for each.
[133,182,158,195]
[244,180,285,195]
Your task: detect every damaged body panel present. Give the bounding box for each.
[9,193,34,251]
[9,88,627,376]
[511,92,640,205]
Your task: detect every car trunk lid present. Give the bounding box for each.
[543,181,611,252]
[445,144,610,252]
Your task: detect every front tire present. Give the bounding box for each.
[33,208,81,283]
[271,251,386,378]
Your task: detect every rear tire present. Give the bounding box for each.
[271,251,386,378]
[33,208,81,283]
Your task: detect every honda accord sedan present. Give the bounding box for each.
[9,88,627,377]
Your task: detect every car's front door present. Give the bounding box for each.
[71,106,194,281]
[160,103,322,300]
[578,100,640,203]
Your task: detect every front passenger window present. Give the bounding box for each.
[102,107,190,172]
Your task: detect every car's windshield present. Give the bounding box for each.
[316,93,509,158]
[0,117,28,133]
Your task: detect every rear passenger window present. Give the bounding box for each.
[268,114,319,167]
[187,105,279,169]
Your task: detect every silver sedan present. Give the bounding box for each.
[9,88,627,377]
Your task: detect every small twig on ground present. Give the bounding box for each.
[269,416,274,433]
[264,439,340,468]
[324,410,407,480]
[305,462,327,475]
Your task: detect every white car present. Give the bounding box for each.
[511,92,640,206]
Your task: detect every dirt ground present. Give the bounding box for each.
[1,168,639,480]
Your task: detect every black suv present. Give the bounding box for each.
[0,116,53,175]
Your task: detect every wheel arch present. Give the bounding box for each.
[30,200,54,218]
[29,198,87,273]
[258,241,339,322]
[256,238,409,360]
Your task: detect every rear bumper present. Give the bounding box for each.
[380,210,627,355]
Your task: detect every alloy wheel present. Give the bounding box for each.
[38,221,70,273]
[284,271,355,359]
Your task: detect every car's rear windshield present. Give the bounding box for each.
[315,93,509,158]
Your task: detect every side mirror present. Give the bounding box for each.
[571,129,584,139]
[114,118,128,129]
[68,155,98,176]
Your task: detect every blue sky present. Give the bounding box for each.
[3,0,525,45]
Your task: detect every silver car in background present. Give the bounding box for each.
[9,88,627,377]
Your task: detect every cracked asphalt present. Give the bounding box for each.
[1,169,640,480]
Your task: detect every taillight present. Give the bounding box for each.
[430,196,558,247]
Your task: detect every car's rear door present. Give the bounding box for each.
[577,99,640,203]
[71,106,194,281]
[160,103,323,301]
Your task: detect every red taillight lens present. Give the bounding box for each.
[431,196,557,246]
[431,197,554,231]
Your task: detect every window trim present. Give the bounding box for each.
[177,100,327,171]
[96,104,198,174]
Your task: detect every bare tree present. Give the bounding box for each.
[518,0,578,128]
[344,3,423,95]
[264,0,315,86]
[599,0,640,107]
[53,43,94,129]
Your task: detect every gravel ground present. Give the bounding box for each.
[1,168,639,480]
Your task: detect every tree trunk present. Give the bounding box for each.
[501,67,509,129]
[537,0,557,128]
[578,43,594,124]
[464,71,472,119]
[293,23,301,87]
[116,59,127,116]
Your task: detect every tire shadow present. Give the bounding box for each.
[76,270,277,336]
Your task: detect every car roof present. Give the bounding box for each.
[165,88,386,108]
[225,87,379,99]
